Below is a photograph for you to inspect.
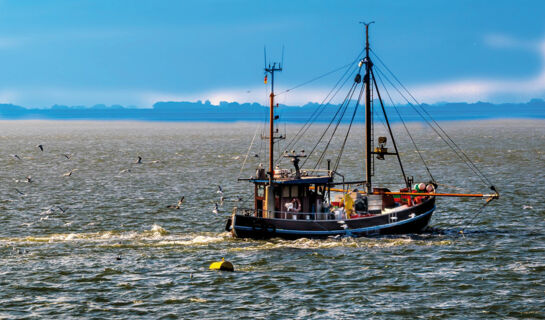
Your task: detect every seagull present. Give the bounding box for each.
[135,156,142,164]
[217,185,223,194]
[36,144,44,152]
[62,153,72,160]
[11,154,22,160]
[40,207,55,215]
[26,176,32,183]
[166,196,185,209]
[14,188,25,195]
[57,206,68,213]
[63,169,78,177]
[212,203,219,214]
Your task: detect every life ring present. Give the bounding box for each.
[292,198,301,212]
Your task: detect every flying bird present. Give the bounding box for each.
[220,196,225,205]
[62,153,72,160]
[11,154,22,160]
[217,185,223,194]
[135,156,142,164]
[26,176,32,183]
[57,206,68,213]
[14,188,25,195]
[166,196,185,209]
[212,203,219,214]
[36,144,44,152]
[63,169,78,177]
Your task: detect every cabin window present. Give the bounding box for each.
[282,186,290,198]
[257,185,265,197]
[291,185,299,197]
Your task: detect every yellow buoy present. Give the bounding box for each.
[209,258,234,272]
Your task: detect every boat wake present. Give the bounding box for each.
[0,224,229,247]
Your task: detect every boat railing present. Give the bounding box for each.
[300,169,332,177]
[234,207,334,221]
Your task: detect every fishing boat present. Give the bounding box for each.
[225,24,499,240]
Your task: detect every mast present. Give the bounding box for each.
[363,22,374,193]
[264,62,282,217]
[265,62,282,178]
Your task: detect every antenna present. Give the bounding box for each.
[359,21,375,26]
[281,45,285,69]
[264,46,267,69]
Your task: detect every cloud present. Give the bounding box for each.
[407,35,545,103]
[196,34,545,105]
[2,34,544,108]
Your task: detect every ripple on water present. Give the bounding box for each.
[0,120,544,319]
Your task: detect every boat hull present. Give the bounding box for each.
[226,197,435,240]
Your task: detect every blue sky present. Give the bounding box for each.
[0,0,544,108]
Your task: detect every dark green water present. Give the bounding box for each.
[0,120,544,319]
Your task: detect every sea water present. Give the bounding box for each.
[0,120,543,319]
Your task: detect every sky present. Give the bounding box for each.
[0,0,544,108]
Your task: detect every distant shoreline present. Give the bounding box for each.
[1,99,544,123]
[1,118,544,127]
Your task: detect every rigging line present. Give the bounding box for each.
[371,51,493,187]
[312,80,360,169]
[314,81,359,170]
[333,81,364,172]
[276,49,365,96]
[278,49,364,158]
[302,81,358,169]
[451,199,492,231]
[297,79,358,167]
[373,68,435,182]
[373,65,489,186]
[278,63,359,163]
[371,68,409,187]
[238,124,261,180]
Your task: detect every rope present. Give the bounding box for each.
[276,52,363,96]
[371,50,493,188]
[277,59,360,164]
[311,81,359,169]
[373,64,490,187]
[373,67,435,182]
[450,198,493,232]
[300,81,358,168]
[333,80,364,172]
[238,124,261,180]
